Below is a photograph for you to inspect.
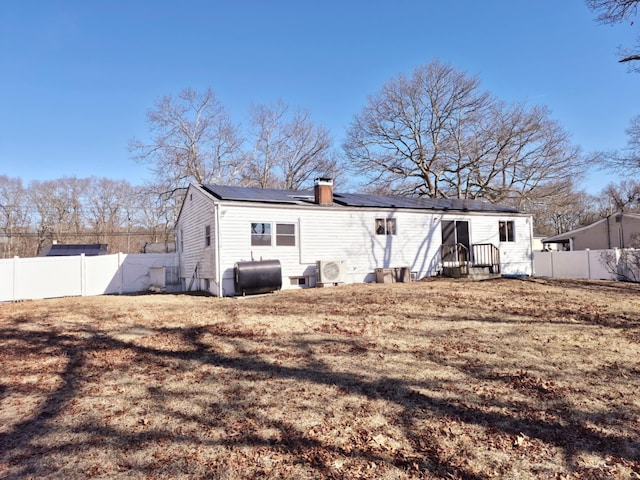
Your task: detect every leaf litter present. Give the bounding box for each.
[0,277,639,479]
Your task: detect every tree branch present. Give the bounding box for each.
[620,54,640,63]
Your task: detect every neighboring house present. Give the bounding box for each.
[39,243,109,257]
[542,212,640,251]
[533,236,557,252]
[175,178,534,296]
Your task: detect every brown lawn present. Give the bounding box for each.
[0,277,639,479]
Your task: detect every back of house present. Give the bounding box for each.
[176,179,533,296]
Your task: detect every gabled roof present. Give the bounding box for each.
[40,244,109,257]
[200,184,519,214]
[542,212,640,243]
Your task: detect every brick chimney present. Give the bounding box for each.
[314,177,333,206]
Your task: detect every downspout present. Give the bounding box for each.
[606,214,611,249]
[618,214,625,248]
[214,203,223,297]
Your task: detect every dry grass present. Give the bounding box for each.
[1,277,639,479]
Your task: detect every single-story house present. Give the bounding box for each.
[542,212,640,251]
[175,179,534,296]
[39,243,109,257]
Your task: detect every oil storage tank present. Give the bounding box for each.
[234,259,282,296]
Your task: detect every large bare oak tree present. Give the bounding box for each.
[343,61,582,209]
[587,0,640,68]
[597,114,640,173]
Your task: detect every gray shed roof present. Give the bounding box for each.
[40,243,109,257]
[201,184,519,213]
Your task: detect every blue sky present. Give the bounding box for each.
[1,0,638,194]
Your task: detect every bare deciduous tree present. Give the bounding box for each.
[601,247,640,282]
[597,178,640,213]
[599,114,640,172]
[0,175,31,257]
[130,88,245,202]
[344,61,491,198]
[86,178,133,248]
[29,177,90,254]
[244,100,338,189]
[344,61,582,207]
[523,181,599,236]
[588,0,639,21]
[135,181,179,249]
[0,174,181,258]
[586,0,640,69]
[243,101,288,188]
[463,102,582,209]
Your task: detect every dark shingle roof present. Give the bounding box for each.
[202,185,310,204]
[201,184,519,213]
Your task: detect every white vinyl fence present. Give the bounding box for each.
[533,249,620,280]
[0,253,180,302]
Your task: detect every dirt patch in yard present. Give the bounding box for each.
[1,277,639,479]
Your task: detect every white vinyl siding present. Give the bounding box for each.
[177,185,533,295]
[176,185,217,290]
[216,205,443,294]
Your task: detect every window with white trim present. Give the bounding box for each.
[251,222,297,246]
[251,222,272,246]
[499,221,515,242]
[375,218,396,235]
[276,223,296,246]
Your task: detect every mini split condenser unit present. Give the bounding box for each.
[316,260,348,284]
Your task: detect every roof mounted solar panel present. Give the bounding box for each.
[201,184,519,213]
[202,184,313,204]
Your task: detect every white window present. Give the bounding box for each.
[276,223,296,246]
[499,221,515,242]
[205,225,211,247]
[251,222,271,246]
[375,218,396,235]
[251,222,296,246]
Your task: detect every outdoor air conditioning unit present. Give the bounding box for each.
[316,260,348,284]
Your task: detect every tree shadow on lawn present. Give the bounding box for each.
[0,315,638,479]
[524,276,640,294]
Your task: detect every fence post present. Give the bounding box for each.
[118,252,124,295]
[80,253,86,296]
[12,256,19,301]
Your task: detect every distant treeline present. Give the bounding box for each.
[0,175,174,258]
